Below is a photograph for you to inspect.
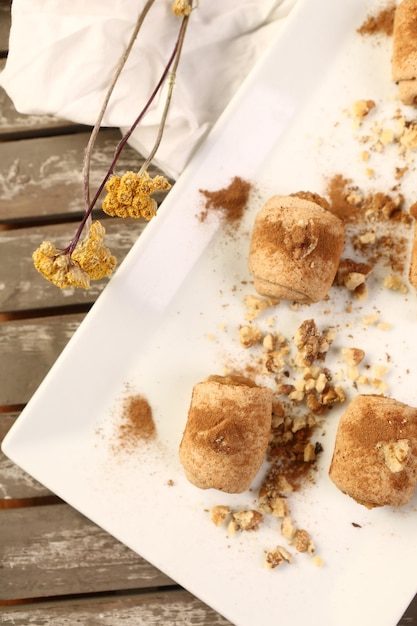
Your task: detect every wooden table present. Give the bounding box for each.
[0,3,416,623]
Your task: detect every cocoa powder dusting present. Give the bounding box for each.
[326,174,362,223]
[199,176,251,225]
[357,3,396,36]
[115,394,156,452]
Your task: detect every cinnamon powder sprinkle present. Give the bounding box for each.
[116,394,156,451]
[199,176,252,225]
[357,3,396,36]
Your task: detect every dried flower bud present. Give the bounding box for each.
[172,0,192,17]
[102,170,170,219]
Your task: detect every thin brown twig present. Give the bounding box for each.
[65,9,191,256]
[82,0,157,211]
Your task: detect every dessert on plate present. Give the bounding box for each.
[179,375,273,493]
[248,193,344,303]
[329,394,417,508]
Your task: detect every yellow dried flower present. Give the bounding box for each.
[33,241,90,289]
[117,171,139,204]
[172,0,192,16]
[102,170,170,220]
[32,221,116,289]
[72,220,117,280]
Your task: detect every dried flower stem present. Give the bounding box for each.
[83,0,157,211]
[65,5,192,256]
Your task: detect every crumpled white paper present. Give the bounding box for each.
[0,0,296,178]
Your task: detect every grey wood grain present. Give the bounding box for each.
[0,590,233,625]
[0,413,52,498]
[0,313,85,406]
[0,129,170,223]
[0,2,10,55]
[0,218,146,313]
[0,503,174,601]
[0,59,82,138]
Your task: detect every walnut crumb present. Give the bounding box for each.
[342,347,365,366]
[210,505,231,527]
[383,274,408,293]
[295,529,314,553]
[264,545,293,569]
[352,99,375,122]
[239,325,262,348]
[377,439,410,472]
[244,294,278,321]
[281,515,297,540]
[227,510,264,536]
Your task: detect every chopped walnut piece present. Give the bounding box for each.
[262,333,276,351]
[294,319,334,366]
[377,439,410,472]
[227,510,264,536]
[383,274,408,293]
[258,492,289,518]
[264,545,293,569]
[244,294,278,321]
[263,348,289,373]
[364,192,404,220]
[399,122,417,150]
[336,259,373,294]
[320,385,346,406]
[303,443,316,462]
[210,505,231,527]
[352,99,375,122]
[239,324,262,348]
[295,529,314,553]
[342,347,365,366]
[281,515,297,540]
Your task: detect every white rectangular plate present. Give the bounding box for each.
[4,1,417,624]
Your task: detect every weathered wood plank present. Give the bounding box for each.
[0,2,11,55]
[0,59,83,138]
[0,413,52,498]
[0,313,85,406]
[399,599,417,625]
[0,129,169,223]
[0,503,174,600]
[0,590,232,625]
[0,218,146,313]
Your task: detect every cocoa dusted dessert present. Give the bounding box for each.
[329,394,417,508]
[248,193,344,303]
[179,375,272,493]
[392,0,417,105]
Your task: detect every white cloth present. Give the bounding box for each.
[0,0,296,178]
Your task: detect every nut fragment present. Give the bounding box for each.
[210,505,231,527]
[264,545,293,569]
[377,439,410,473]
[342,347,365,366]
[227,510,264,536]
[239,325,262,348]
[295,529,314,553]
[383,274,408,293]
[281,515,297,540]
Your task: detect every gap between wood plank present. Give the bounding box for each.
[0,494,62,510]
[0,303,92,322]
